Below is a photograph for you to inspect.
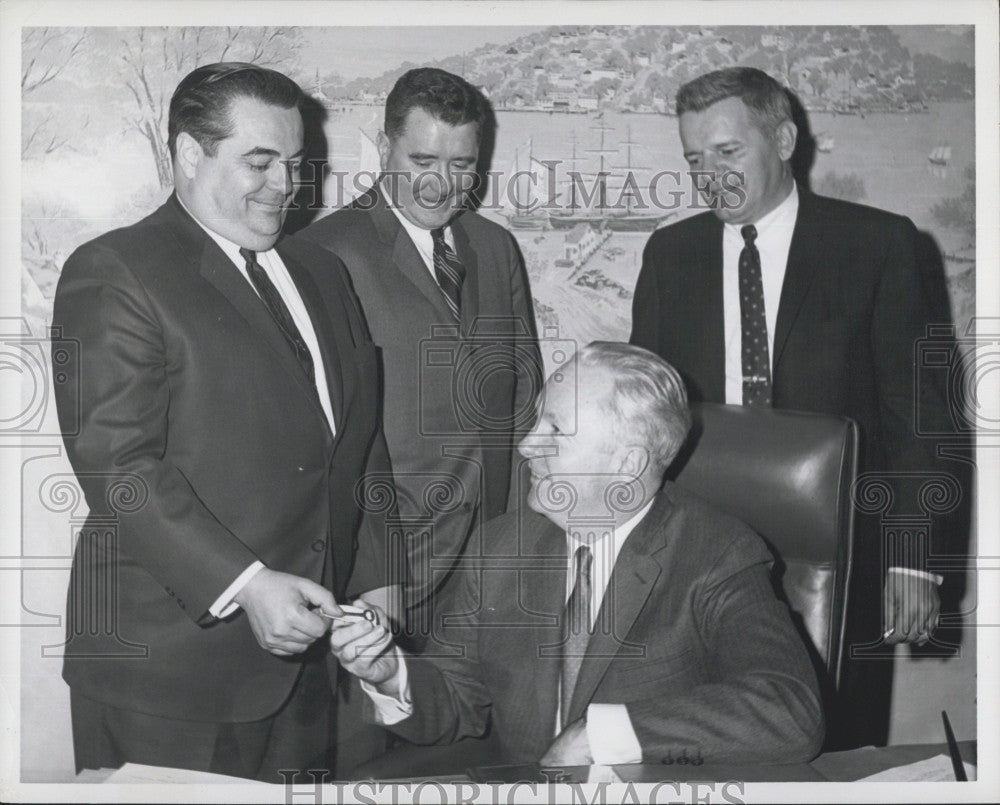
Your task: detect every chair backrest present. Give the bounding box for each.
[668,403,858,689]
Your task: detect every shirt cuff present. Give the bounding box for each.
[360,646,413,725]
[586,703,642,765]
[889,566,944,586]
[208,561,265,619]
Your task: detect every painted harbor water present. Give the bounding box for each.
[317,102,975,371]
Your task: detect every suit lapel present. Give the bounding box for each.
[512,514,566,750]
[773,192,824,370]
[364,187,456,321]
[566,499,667,723]
[697,215,726,402]
[164,201,326,430]
[450,214,480,334]
[279,247,346,431]
[163,195,332,439]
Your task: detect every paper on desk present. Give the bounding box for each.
[587,765,623,784]
[104,762,268,784]
[859,754,976,782]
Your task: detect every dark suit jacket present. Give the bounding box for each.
[630,191,952,560]
[52,195,392,723]
[293,188,541,604]
[389,486,824,765]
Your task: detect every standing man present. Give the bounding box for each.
[53,63,395,781]
[630,66,954,748]
[295,67,541,640]
[330,343,824,771]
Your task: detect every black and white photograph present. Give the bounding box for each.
[1,1,997,802]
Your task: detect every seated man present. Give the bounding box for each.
[329,342,824,767]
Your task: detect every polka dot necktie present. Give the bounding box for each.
[739,225,772,406]
[431,227,465,321]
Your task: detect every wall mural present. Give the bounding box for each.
[22,25,976,365]
[16,24,978,781]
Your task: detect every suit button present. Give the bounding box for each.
[311,539,326,552]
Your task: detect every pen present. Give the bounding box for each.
[941,710,967,782]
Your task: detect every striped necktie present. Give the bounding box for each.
[431,227,465,321]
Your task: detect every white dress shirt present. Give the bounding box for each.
[720,185,940,588]
[177,198,337,619]
[363,499,656,765]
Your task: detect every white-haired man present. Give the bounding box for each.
[329,342,823,769]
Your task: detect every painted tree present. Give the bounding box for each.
[21,27,89,157]
[118,26,303,188]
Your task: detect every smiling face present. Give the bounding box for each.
[679,95,795,225]
[378,106,479,230]
[518,360,629,532]
[175,95,304,251]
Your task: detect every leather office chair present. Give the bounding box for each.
[669,403,858,690]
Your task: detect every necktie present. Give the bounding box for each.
[430,228,465,321]
[560,544,593,729]
[239,248,316,385]
[738,225,772,406]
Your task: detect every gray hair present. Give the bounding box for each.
[676,66,792,134]
[576,342,691,477]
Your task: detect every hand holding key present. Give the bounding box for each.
[327,600,399,692]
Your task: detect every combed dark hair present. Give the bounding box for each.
[676,67,792,133]
[577,342,692,477]
[384,67,489,141]
[167,62,303,158]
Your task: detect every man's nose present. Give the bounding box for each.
[268,161,295,196]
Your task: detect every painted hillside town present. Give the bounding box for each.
[21,25,975,363]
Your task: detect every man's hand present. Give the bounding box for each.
[328,601,399,694]
[883,572,940,646]
[540,718,594,766]
[233,568,336,656]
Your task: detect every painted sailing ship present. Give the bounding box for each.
[548,119,674,232]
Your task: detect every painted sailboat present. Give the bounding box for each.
[503,138,550,230]
[928,143,952,166]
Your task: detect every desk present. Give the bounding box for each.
[463,741,977,784]
[75,741,976,784]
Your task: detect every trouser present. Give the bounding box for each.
[70,658,334,783]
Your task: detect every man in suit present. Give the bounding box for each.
[329,343,824,769]
[52,62,396,781]
[294,67,541,640]
[629,66,955,747]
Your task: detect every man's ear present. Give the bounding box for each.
[776,119,797,162]
[376,130,391,173]
[174,132,204,181]
[619,445,650,479]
